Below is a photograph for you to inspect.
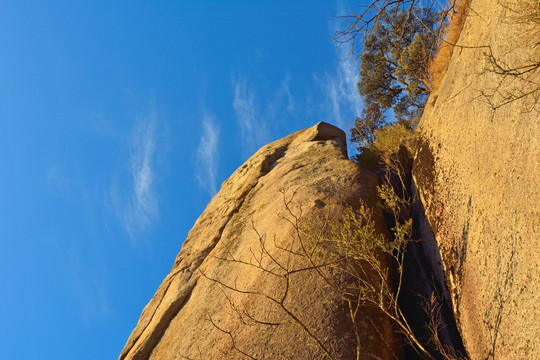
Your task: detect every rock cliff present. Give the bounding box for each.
[119,122,399,360]
[413,0,540,358]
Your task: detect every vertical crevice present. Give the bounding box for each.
[396,178,468,359]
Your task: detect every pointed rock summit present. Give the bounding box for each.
[119,122,398,359]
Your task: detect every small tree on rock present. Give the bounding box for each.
[338,2,446,153]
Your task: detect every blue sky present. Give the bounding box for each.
[0,1,364,359]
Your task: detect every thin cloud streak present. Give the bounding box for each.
[232,77,269,158]
[277,76,295,113]
[196,113,220,197]
[114,111,159,240]
[321,5,363,133]
[337,47,363,117]
[322,45,362,132]
[230,49,361,161]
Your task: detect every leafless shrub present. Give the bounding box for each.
[423,293,468,360]
[333,1,461,59]
[199,182,448,359]
[475,0,540,111]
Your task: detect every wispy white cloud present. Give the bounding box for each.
[319,45,362,132]
[336,46,363,116]
[318,5,364,133]
[231,75,300,159]
[232,77,269,158]
[230,46,361,161]
[195,113,220,197]
[277,76,295,113]
[111,110,160,241]
[265,76,297,131]
[127,114,158,236]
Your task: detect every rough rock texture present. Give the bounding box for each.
[120,122,399,360]
[413,1,540,358]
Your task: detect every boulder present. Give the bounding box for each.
[119,122,399,360]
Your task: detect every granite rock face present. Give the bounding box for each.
[119,122,398,360]
[413,0,540,358]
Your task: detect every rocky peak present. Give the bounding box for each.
[119,122,398,360]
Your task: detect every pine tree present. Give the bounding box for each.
[349,5,444,152]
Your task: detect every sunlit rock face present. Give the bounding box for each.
[413,0,540,358]
[119,122,399,360]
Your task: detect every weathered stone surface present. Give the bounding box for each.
[413,1,540,358]
[119,122,398,360]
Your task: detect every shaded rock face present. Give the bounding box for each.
[413,0,540,358]
[120,122,398,360]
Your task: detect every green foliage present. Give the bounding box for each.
[205,181,458,359]
[354,121,416,170]
[351,4,445,152]
[354,146,379,170]
[300,183,441,359]
[372,122,415,154]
